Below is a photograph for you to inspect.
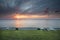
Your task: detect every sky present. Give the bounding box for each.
[0,0,60,19]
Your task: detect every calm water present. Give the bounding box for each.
[0,19,60,29]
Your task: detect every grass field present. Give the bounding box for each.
[0,30,60,40]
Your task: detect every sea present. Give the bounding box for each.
[0,19,60,30]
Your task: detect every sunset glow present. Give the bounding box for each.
[13,14,48,19]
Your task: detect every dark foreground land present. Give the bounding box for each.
[0,30,60,40]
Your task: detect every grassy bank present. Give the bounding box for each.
[0,30,60,40]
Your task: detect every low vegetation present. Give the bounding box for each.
[0,30,60,40]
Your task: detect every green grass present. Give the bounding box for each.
[0,30,60,40]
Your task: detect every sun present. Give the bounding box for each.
[14,14,20,19]
[15,15,20,19]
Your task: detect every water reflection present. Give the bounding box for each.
[14,20,22,28]
[14,20,49,28]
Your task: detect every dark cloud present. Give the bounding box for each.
[0,0,60,18]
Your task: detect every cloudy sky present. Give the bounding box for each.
[0,0,60,19]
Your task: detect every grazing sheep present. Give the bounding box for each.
[37,28,41,30]
[16,28,19,30]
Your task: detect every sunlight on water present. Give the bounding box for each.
[15,20,21,28]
